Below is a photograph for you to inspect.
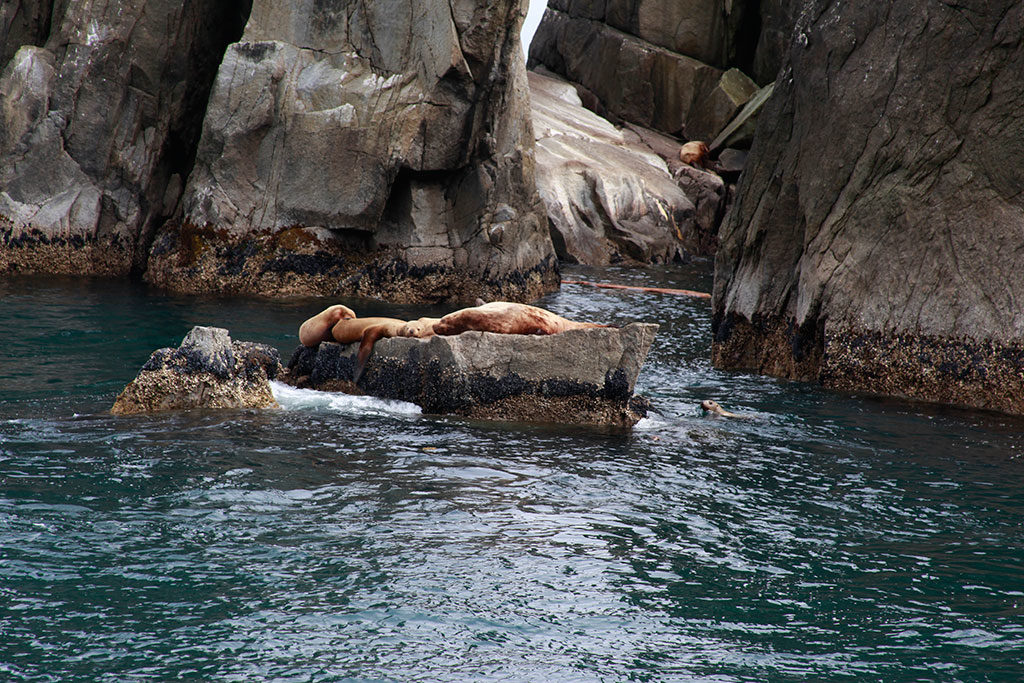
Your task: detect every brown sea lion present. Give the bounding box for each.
[700,399,749,419]
[433,302,609,336]
[679,140,709,168]
[332,316,437,378]
[298,304,356,347]
[398,317,442,338]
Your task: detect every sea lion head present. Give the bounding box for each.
[399,317,439,338]
[701,399,722,414]
[679,140,709,167]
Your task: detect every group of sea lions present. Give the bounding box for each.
[298,300,609,378]
[299,301,751,418]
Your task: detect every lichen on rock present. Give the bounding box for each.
[111,326,282,415]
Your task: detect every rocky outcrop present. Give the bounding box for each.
[283,323,659,427]
[0,1,54,66]
[144,0,558,303]
[530,70,724,264]
[111,326,281,414]
[0,1,250,276]
[528,4,724,137]
[527,0,796,142]
[712,0,1024,414]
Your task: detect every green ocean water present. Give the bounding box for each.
[2,266,1023,682]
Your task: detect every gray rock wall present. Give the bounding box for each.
[1,0,557,305]
[712,0,1024,414]
[144,0,558,303]
[0,0,251,275]
[528,0,801,139]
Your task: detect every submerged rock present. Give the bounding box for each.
[112,327,281,415]
[282,323,659,427]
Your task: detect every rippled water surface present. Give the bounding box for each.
[2,267,1023,682]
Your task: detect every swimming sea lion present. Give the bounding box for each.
[433,301,608,336]
[679,141,709,168]
[298,304,356,347]
[700,399,748,418]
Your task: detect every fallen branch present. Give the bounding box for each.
[561,279,711,299]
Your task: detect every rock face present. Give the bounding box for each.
[144,0,558,303]
[751,0,804,84]
[530,70,724,264]
[528,0,797,140]
[0,1,250,276]
[111,326,281,414]
[712,0,1024,414]
[283,323,659,427]
[528,3,724,137]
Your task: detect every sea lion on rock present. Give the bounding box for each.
[700,399,748,418]
[299,304,356,347]
[679,141,709,168]
[332,316,436,379]
[398,317,442,338]
[433,302,608,336]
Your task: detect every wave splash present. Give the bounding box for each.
[269,381,422,418]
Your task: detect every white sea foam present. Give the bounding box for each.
[269,381,422,418]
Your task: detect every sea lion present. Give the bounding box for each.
[679,140,709,168]
[298,304,356,347]
[398,317,442,338]
[332,316,437,379]
[700,399,748,419]
[433,301,608,336]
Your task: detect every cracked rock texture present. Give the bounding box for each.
[283,322,658,426]
[527,0,802,139]
[530,70,724,265]
[712,0,1024,414]
[0,0,250,275]
[111,326,282,414]
[145,0,558,303]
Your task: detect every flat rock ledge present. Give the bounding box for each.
[112,327,282,415]
[280,323,659,428]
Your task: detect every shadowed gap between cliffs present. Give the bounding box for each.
[132,0,254,279]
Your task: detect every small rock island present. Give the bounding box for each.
[113,323,659,428]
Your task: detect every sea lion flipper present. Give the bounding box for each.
[354,324,391,381]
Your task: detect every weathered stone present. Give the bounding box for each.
[0,1,54,66]
[713,0,1024,414]
[530,70,714,265]
[672,164,727,254]
[0,1,250,276]
[529,7,722,136]
[111,326,281,414]
[145,0,557,304]
[714,148,748,177]
[686,68,758,142]
[751,0,804,84]
[709,81,775,151]
[545,0,751,69]
[282,322,659,427]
